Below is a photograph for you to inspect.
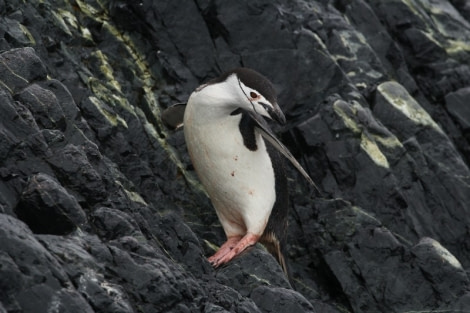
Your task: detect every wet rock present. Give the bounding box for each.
[39,79,80,123]
[15,173,86,235]
[91,207,139,240]
[47,144,107,204]
[374,81,443,139]
[37,234,135,313]
[15,83,67,131]
[374,81,470,266]
[403,27,448,63]
[0,84,49,158]
[250,286,315,313]
[0,47,47,93]
[203,283,261,313]
[411,237,470,303]
[104,244,204,313]
[297,198,470,313]
[451,0,470,20]
[215,247,291,296]
[0,214,89,313]
[445,86,470,130]
[139,209,213,275]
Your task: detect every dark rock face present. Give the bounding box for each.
[1,1,470,312]
[15,173,86,234]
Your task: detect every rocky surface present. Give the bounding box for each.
[1,0,470,312]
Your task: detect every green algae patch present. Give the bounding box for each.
[376,81,443,134]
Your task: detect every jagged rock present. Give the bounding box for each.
[250,286,316,313]
[15,173,86,235]
[37,234,135,313]
[0,214,92,313]
[90,207,140,240]
[214,247,291,294]
[0,47,47,93]
[14,84,67,131]
[47,144,107,204]
[446,86,470,129]
[411,237,470,304]
[1,1,470,313]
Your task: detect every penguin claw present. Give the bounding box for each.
[208,255,223,267]
[208,233,260,268]
[208,235,242,266]
[208,255,226,268]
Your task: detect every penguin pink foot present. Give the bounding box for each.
[209,233,260,267]
[208,235,242,265]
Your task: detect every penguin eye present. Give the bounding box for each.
[249,91,259,99]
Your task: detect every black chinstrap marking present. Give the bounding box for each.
[230,108,242,116]
[238,112,258,151]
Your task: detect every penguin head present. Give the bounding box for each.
[205,68,286,125]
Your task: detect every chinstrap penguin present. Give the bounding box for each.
[164,68,318,275]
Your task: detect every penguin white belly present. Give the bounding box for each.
[184,108,276,238]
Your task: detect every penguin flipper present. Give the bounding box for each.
[162,103,186,130]
[246,111,322,194]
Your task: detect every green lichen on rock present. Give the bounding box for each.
[377,81,443,133]
[333,100,393,169]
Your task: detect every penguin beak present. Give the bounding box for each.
[265,102,286,125]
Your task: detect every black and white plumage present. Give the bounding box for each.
[164,68,318,274]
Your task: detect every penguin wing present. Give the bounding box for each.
[162,103,186,130]
[247,111,322,194]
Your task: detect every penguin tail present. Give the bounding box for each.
[261,232,289,277]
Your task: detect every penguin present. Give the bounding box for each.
[163,68,318,274]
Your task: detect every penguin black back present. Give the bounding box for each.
[233,109,290,275]
[262,141,290,276]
